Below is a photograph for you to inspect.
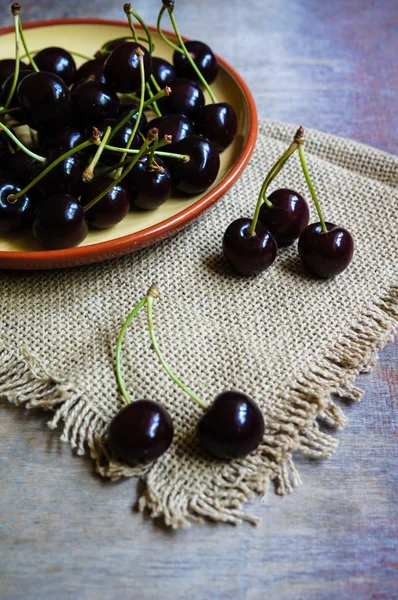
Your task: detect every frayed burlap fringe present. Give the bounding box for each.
[2,285,397,528]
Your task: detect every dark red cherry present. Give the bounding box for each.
[6,151,37,187]
[81,177,131,229]
[118,103,148,134]
[94,38,131,63]
[91,118,141,166]
[1,69,32,111]
[33,47,76,86]
[0,58,30,88]
[157,78,205,117]
[103,42,152,93]
[223,218,277,276]
[298,222,354,278]
[33,193,88,249]
[128,156,172,210]
[151,56,176,88]
[0,132,11,164]
[38,126,84,151]
[71,80,119,124]
[146,114,195,145]
[164,135,220,194]
[0,181,32,233]
[258,188,310,246]
[197,391,264,459]
[108,400,174,466]
[74,58,106,88]
[173,41,219,85]
[195,102,237,152]
[29,149,83,198]
[17,71,71,129]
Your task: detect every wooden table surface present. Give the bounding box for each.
[1,1,397,599]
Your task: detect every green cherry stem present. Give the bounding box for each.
[0,106,21,116]
[165,3,218,104]
[115,295,147,405]
[146,287,209,410]
[0,122,45,162]
[148,134,171,164]
[83,125,112,182]
[247,126,304,236]
[8,130,100,202]
[298,144,327,233]
[157,5,184,54]
[104,143,189,162]
[18,19,39,72]
[4,4,21,111]
[126,4,155,54]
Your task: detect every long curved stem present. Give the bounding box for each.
[0,122,45,162]
[130,7,155,54]
[104,144,189,161]
[115,296,147,405]
[146,290,208,410]
[18,20,39,72]
[298,145,327,232]
[4,12,20,111]
[157,5,184,54]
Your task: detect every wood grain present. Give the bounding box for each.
[0,1,397,599]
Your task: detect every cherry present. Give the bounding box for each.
[146,114,195,145]
[32,193,88,249]
[0,132,11,163]
[71,80,119,125]
[33,47,76,86]
[39,126,84,152]
[94,38,131,63]
[195,102,237,152]
[157,78,205,117]
[0,181,32,233]
[118,103,148,134]
[1,68,32,110]
[298,222,354,278]
[0,58,30,89]
[151,56,176,88]
[223,218,277,276]
[17,71,71,130]
[91,118,141,166]
[74,58,106,87]
[29,149,83,198]
[164,135,220,194]
[6,150,37,187]
[197,391,265,459]
[128,155,172,210]
[108,400,174,466]
[173,40,219,85]
[103,42,152,93]
[258,188,309,246]
[81,177,130,229]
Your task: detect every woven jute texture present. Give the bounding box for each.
[1,118,397,528]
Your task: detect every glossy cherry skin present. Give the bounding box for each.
[151,56,176,88]
[1,69,33,112]
[259,188,310,246]
[118,103,148,134]
[198,391,265,459]
[195,102,238,152]
[33,47,76,86]
[29,149,84,199]
[33,194,88,249]
[81,177,131,229]
[103,42,152,93]
[223,218,277,276]
[17,71,71,130]
[128,156,172,210]
[0,58,30,89]
[71,80,119,125]
[91,118,141,166]
[157,79,205,117]
[164,135,220,194]
[0,181,32,233]
[173,41,219,85]
[74,58,106,87]
[298,222,354,278]
[39,126,84,151]
[108,400,174,466]
[146,114,195,146]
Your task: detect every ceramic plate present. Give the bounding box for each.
[0,19,257,269]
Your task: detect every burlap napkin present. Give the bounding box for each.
[1,119,397,528]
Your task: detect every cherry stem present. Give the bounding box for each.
[18,20,39,72]
[83,125,112,182]
[157,5,184,54]
[298,145,327,233]
[108,86,169,142]
[126,5,155,54]
[248,126,304,236]
[166,7,218,104]
[8,134,99,202]
[146,287,209,410]
[82,134,152,212]
[0,122,45,162]
[115,296,147,405]
[148,135,171,165]
[145,82,162,117]
[104,143,189,162]
[4,11,20,111]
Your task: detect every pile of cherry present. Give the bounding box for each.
[0,0,236,250]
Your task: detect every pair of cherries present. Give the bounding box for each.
[223,126,354,279]
[108,286,265,466]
